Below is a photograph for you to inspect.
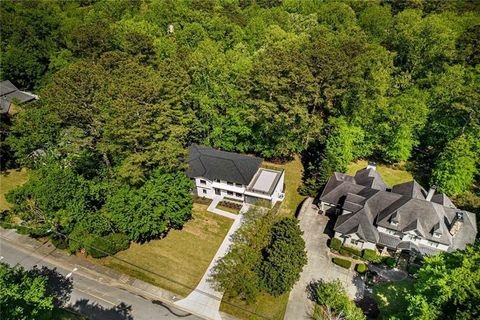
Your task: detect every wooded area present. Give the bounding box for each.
[1,0,479,256]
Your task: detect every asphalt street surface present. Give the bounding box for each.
[0,237,202,320]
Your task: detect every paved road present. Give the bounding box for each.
[284,198,363,320]
[0,236,201,320]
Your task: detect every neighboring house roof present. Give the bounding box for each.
[322,167,477,252]
[186,144,263,185]
[0,80,37,114]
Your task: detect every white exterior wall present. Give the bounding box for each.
[376,226,449,251]
[193,169,285,206]
[194,178,215,199]
[270,170,285,206]
[340,233,376,250]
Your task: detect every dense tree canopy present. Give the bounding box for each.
[406,242,480,320]
[0,263,54,320]
[1,0,479,254]
[210,210,306,302]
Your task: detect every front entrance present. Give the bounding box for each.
[214,188,221,195]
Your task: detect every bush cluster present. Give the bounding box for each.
[385,257,397,268]
[329,238,342,251]
[356,263,367,273]
[332,257,352,269]
[341,245,362,257]
[218,200,242,210]
[362,249,382,262]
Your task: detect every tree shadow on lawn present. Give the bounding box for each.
[372,279,414,319]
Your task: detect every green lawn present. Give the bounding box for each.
[373,279,415,319]
[0,168,29,211]
[347,160,413,187]
[94,203,232,296]
[220,292,290,320]
[263,155,306,218]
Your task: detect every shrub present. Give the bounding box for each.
[85,233,130,258]
[342,245,362,257]
[356,263,367,273]
[338,247,350,256]
[329,238,342,251]
[385,257,396,268]
[407,264,420,275]
[218,200,242,210]
[332,258,352,269]
[362,249,382,262]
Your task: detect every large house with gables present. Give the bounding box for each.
[319,163,477,256]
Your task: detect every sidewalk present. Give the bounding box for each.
[0,227,237,320]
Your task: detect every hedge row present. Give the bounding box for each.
[362,249,382,262]
[332,257,352,269]
[341,245,362,257]
[218,200,242,210]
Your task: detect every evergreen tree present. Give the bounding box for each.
[259,218,307,296]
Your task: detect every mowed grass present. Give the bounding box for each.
[347,160,413,187]
[220,292,290,320]
[95,203,232,297]
[263,155,306,218]
[0,168,29,211]
[373,279,414,319]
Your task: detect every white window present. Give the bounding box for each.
[235,193,242,197]
[202,189,207,194]
[227,182,233,186]
[200,180,206,185]
[227,191,233,196]
[235,183,242,187]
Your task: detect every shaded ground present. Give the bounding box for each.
[372,279,414,320]
[94,203,232,297]
[347,160,413,187]
[0,168,28,210]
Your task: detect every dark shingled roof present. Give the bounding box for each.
[321,166,477,251]
[391,180,427,200]
[0,80,37,114]
[186,144,263,185]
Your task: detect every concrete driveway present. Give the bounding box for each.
[284,198,363,320]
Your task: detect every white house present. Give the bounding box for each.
[186,144,285,207]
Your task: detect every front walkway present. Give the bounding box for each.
[284,198,363,320]
[175,201,246,319]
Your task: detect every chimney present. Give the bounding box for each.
[426,185,436,202]
[449,212,464,236]
[367,161,377,171]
